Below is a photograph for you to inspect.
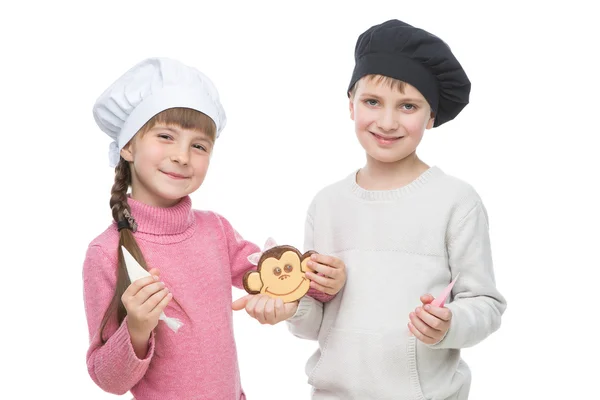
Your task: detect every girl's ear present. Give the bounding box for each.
[120,141,134,162]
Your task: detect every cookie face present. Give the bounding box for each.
[243,245,316,303]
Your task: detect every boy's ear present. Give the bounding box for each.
[426,112,435,130]
[120,142,134,162]
[349,98,355,121]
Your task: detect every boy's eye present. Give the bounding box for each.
[402,104,416,111]
[193,144,207,151]
[158,134,173,140]
[365,99,379,106]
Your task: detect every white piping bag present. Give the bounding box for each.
[121,246,183,332]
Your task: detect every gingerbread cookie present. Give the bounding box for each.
[243,238,316,303]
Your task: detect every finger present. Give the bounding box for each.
[135,281,167,304]
[244,294,261,318]
[264,298,276,324]
[310,254,344,269]
[253,295,270,324]
[307,261,336,277]
[123,276,158,298]
[147,268,161,278]
[409,312,437,340]
[150,290,173,317]
[232,295,252,311]
[305,271,335,288]
[309,280,335,295]
[270,298,284,324]
[408,322,436,345]
[420,294,434,305]
[143,287,170,314]
[424,304,452,321]
[415,307,445,331]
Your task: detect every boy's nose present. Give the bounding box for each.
[377,111,399,132]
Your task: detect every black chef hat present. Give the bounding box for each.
[348,19,471,127]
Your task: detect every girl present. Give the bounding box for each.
[83,57,345,400]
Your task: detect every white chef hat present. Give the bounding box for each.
[92,57,227,167]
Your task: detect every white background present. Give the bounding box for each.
[1,0,599,399]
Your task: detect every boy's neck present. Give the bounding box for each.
[357,153,430,190]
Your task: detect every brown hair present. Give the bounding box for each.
[98,107,216,342]
[348,74,407,99]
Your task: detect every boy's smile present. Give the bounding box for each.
[370,131,405,146]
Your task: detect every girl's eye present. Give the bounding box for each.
[284,264,293,273]
[158,134,172,140]
[273,267,282,276]
[402,104,416,111]
[365,99,379,106]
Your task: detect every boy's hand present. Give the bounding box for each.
[408,294,452,345]
[304,254,346,295]
[232,294,298,325]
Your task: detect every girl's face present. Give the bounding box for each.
[120,123,214,207]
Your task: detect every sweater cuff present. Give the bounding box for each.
[93,317,155,387]
[306,287,335,303]
[115,316,156,363]
[288,296,316,321]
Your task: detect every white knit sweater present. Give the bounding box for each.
[287,166,507,400]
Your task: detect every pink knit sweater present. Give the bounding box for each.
[83,196,332,399]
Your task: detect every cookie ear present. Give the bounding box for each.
[243,270,263,294]
[301,251,317,273]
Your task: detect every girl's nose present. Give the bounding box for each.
[170,149,189,165]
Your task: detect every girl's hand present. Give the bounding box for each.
[122,268,172,353]
[304,254,347,295]
[408,294,452,345]
[232,294,298,325]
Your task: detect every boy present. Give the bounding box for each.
[281,19,506,399]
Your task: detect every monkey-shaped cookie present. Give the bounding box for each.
[243,238,316,303]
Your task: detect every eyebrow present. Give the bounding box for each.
[360,93,426,104]
[151,126,179,134]
[398,98,426,104]
[153,125,211,142]
[153,126,181,134]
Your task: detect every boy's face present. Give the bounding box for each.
[120,123,214,207]
[350,78,434,165]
